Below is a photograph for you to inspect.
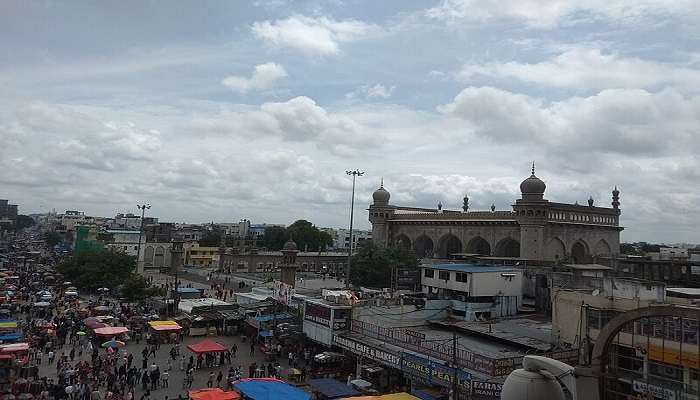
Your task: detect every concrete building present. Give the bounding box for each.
[369,167,622,264]
[421,263,523,320]
[143,242,174,270]
[112,213,143,230]
[219,219,251,238]
[104,229,145,258]
[0,200,18,232]
[249,223,285,240]
[185,243,221,267]
[330,228,372,251]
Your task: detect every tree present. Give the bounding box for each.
[349,241,419,288]
[198,230,223,247]
[121,274,164,302]
[57,250,136,291]
[286,220,333,252]
[263,226,288,250]
[16,215,35,230]
[45,231,62,247]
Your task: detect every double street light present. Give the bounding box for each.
[136,203,151,273]
[345,169,364,288]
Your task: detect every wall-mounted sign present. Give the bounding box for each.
[333,335,401,368]
[304,302,331,327]
[471,381,503,400]
[401,353,472,392]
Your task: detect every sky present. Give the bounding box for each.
[1,0,699,243]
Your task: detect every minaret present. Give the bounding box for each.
[280,237,299,287]
[514,162,549,260]
[368,180,393,246]
[462,195,469,212]
[611,186,620,212]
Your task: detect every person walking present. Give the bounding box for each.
[216,371,223,387]
[207,371,214,388]
[160,371,169,388]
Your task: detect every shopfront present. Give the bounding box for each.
[333,334,405,392]
[400,353,472,400]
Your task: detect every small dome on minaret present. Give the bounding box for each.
[372,179,390,205]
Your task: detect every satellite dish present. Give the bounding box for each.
[592,289,600,297]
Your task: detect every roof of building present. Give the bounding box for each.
[666,287,700,298]
[178,298,233,313]
[563,264,613,270]
[424,264,520,273]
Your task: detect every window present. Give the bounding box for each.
[439,271,450,280]
[456,272,468,282]
[424,269,434,278]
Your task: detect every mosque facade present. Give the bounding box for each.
[368,167,622,263]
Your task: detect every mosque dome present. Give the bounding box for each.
[373,183,390,204]
[282,238,298,251]
[520,163,546,196]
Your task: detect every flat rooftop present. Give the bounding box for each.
[424,263,519,273]
[431,317,553,352]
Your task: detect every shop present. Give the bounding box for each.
[399,353,472,400]
[332,334,405,393]
[302,299,351,346]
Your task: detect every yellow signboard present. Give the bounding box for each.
[647,345,699,369]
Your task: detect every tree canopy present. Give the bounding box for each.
[262,220,333,251]
[262,226,288,250]
[621,242,663,255]
[15,215,35,230]
[121,274,164,302]
[349,241,420,288]
[57,250,137,291]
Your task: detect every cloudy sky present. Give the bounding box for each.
[1,0,699,242]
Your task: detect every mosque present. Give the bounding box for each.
[368,166,622,263]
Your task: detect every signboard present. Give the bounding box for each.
[647,345,699,369]
[471,381,503,400]
[396,267,420,290]
[304,302,331,328]
[333,335,401,368]
[333,308,350,331]
[633,381,676,400]
[401,353,472,392]
[272,280,295,306]
[405,329,426,343]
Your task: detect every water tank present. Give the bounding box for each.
[500,368,566,400]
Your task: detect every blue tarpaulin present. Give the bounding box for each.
[308,378,360,399]
[258,330,273,338]
[0,333,22,342]
[234,379,310,400]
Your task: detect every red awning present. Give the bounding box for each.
[187,339,228,354]
[93,326,130,336]
[189,389,240,400]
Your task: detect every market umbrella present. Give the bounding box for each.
[76,331,86,336]
[33,302,50,307]
[101,339,125,348]
[97,287,110,293]
[93,306,110,312]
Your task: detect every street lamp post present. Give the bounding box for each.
[136,203,151,274]
[345,169,364,288]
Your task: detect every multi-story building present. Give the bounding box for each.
[221,249,347,274]
[185,243,221,267]
[0,200,18,232]
[249,223,285,240]
[103,229,144,258]
[329,228,372,251]
[219,219,251,238]
[421,263,523,320]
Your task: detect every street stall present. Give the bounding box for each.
[189,389,240,400]
[310,352,354,379]
[0,334,22,344]
[233,378,310,400]
[93,326,130,337]
[308,378,360,400]
[147,320,182,343]
[189,312,222,336]
[187,339,227,368]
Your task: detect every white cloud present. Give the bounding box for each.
[252,15,379,55]
[460,48,700,91]
[221,62,288,94]
[426,0,698,28]
[440,86,700,157]
[346,84,395,100]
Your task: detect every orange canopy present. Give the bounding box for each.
[94,326,130,336]
[187,339,227,354]
[189,389,240,400]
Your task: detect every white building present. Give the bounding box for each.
[249,223,285,240]
[219,219,251,238]
[659,247,689,260]
[105,229,145,258]
[330,228,372,251]
[421,263,523,320]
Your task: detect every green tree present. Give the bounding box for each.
[16,215,35,230]
[263,226,288,250]
[45,231,63,247]
[57,250,136,291]
[349,241,419,288]
[286,220,333,252]
[199,229,223,247]
[121,274,164,302]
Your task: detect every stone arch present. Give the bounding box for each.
[591,306,700,400]
[466,236,491,256]
[494,237,520,257]
[437,234,462,258]
[593,239,611,257]
[414,235,434,258]
[394,234,411,250]
[571,240,590,263]
[546,237,566,261]
[144,246,155,266]
[154,246,165,267]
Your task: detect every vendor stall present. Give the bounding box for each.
[233,378,310,400]
[189,389,240,400]
[187,339,227,354]
[93,327,130,337]
[148,320,182,343]
[308,378,360,400]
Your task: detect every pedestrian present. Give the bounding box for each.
[288,352,293,366]
[48,350,55,364]
[161,371,169,388]
[207,371,214,388]
[179,355,185,371]
[249,342,255,357]
[216,370,223,387]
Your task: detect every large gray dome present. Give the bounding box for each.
[372,185,390,204]
[520,174,546,195]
